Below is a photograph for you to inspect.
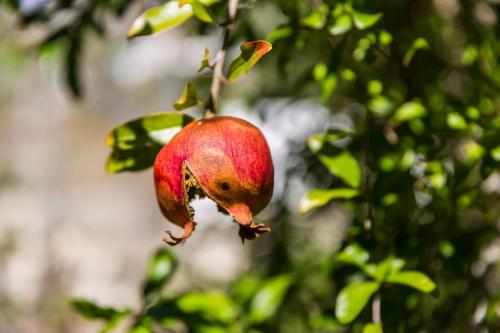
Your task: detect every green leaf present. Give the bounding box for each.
[179,0,214,23]
[370,257,406,281]
[328,14,352,35]
[232,275,262,304]
[337,243,370,268]
[321,73,338,103]
[363,323,383,333]
[402,37,429,66]
[335,281,379,324]
[446,112,467,130]
[127,0,194,38]
[105,112,194,173]
[307,128,354,153]
[266,26,293,43]
[490,145,500,161]
[198,48,212,72]
[70,299,129,321]
[386,271,437,293]
[143,248,177,298]
[319,151,361,187]
[173,82,201,110]
[248,275,293,324]
[299,188,360,213]
[367,95,395,117]
[227,40,272,82]
[301,4,328,29]
[177,292,238,323]
[392,101,427,124]
[352,11,383,30]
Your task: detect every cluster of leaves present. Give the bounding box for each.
[72,248,295,333]
[5,0,500,332]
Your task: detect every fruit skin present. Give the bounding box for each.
[154,116,274,245]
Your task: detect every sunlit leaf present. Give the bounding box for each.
[319,151,361,187]
[232,275,262,304]
[337,243,370,268]
[402,37,429,67]
[198,48,212,72]
[352,11,383,30]
[143,248,177,298]
[105,112,194,173]
[368,96,395,117]
[301,4,328,29]
[386,271,437,293]
[299,188,359,213]
[446,112,467,130]
[321,73,338,103]
[328,14,352,35]
[370,257,406,281]
[335,281,379,324]
[491,145,500,161]
[363,323,383,333]
[248,275,293,324]
[173,82,201,110]
[127,1,193,38]
[392,101,427,124]
[227,40,272,82]
[177,292,238,323]
[179,0,213,23]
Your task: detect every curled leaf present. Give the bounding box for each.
[198,48,213,72]
[173,82,201,110]
[227,40,272,82]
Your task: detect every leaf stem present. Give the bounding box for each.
[205,0,239,118]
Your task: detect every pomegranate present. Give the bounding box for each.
[154,116,274,245]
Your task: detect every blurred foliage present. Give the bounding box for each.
[4,0,500,332]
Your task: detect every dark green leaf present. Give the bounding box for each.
[386,271,437,293]
[247,275,293,324]
[143,248,177,297]
[105,112,194,173]
[227,40,272,82]
[335,281,379,324]
[70,299,129,321]
[299,188,360,213]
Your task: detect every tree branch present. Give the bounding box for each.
[205,0,239,118]
[372,293,381,324]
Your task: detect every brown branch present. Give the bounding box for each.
[205,0,239,118]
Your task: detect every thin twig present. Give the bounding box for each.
[205,0,239,117]
[372,293,381,324]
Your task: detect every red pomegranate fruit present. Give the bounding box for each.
[154,116,274,245]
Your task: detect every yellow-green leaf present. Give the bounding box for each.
[363,323,383,333]
[329,14,353,35]
[179,0,214,23]
[386,271,437,293]
[392,101,427,124]
[227,40,272,82]
[127,1,194,38]
[352,11,383,30]
[248,275,293,324]
[319,151,361,187]
[198,48,212,72]
[299,188,359,213]
[402,37,429,67]
[335,281,379,324]
[173,82,201,110]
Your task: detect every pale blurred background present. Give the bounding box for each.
[0,5,349,332]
